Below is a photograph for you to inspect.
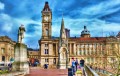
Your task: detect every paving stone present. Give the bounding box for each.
[25,67,68,76]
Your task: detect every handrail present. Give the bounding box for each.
[93,67,114,75]
[83,67,88,76]
[85,65,99,76]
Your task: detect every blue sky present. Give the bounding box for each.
[0,0,120,49]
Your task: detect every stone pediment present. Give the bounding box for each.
[0,36,16,44]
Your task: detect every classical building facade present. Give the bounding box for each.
[27,48,39,60]
[0,36,16,65]
[39,2,120,69]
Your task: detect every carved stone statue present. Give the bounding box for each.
[13,24,29,74]
[18,24,25,43]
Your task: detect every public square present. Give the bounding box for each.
[0,0,120,76]
[26,67,68,76]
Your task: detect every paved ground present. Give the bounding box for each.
[25,67,68,76]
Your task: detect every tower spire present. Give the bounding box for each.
[62,12,63,19]
[60,16,66,39]
[42,1,51,11]
[61,12,64,32]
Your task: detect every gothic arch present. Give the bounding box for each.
[59,47,68,54]
[59,47,69,63]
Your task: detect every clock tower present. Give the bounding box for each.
[42,2,52,39]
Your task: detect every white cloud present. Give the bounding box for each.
[81,0,120,16]
[24,24,41,38]
[2,23,13,32]
[15,18,42,38]
[34,24,42,36]
[53,18,120,37]
[0,2,4,10]
[15,18,41,26]
[52,23,61,37]
[0,13,15,33]
[22,22,42,46]
[0,13,11,20]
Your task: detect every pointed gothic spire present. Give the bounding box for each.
[61,18,64,31]
[60,18,66,39]
[42,2,51,11]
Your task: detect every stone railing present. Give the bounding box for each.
[84,65,99,76]
[83,67,88,76]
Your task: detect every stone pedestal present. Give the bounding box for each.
[58,59,69,69]
[13,43,29,74]
[59,59,66,69]
[59,64,67,69]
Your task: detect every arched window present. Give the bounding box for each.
[2,56,5,61]
[46,29,48,36]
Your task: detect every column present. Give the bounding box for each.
[81,48,83,55]
[92,44,94,54]
[96,44,98,55]
[88,44,89,55]
[91,44,93,55]
[100,44,102,55]
[56,43,58,56]
[83,44,84,55]
[73,43,76,55]
[49,43,53,55]
[84,44,86,55]
[81,46,83,55]
[86,44,88,55]
[70,43,71,55]
[89,44,90,55]
[79,44,81,55]
[76,45,78,55]
[77,45,79,55]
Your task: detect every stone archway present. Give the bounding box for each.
[59,47,68,69]
[60,48,67,64]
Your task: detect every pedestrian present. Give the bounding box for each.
[71,58,76,75]
[44,64,46,69]
[80,58,85,73]
[80,58,85,67]
[75,58,78,71]
[8,63,12,71]
[44,64,48,69]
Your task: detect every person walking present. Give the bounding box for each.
[44,64,48,69]
[71,58,76,75]
[75,58,78,71]
[8,63,12,71]
[80,58,85,67]
[79,58,85,76]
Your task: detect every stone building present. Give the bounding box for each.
[0,36,16,65]
[27,48,39,61]
[39,2,120,69]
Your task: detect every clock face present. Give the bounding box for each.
[44,16,48,22]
